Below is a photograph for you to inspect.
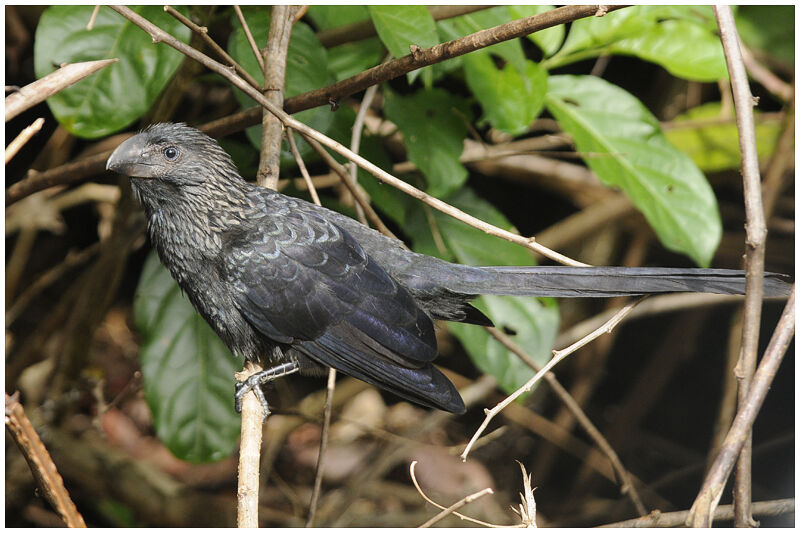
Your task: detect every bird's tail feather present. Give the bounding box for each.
[438,266,791,298]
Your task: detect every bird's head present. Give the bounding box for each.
[106,122,241,187]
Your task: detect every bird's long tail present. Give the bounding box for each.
[436,266,792,298]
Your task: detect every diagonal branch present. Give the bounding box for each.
[108,4,586,267]
[687,286,794,527]
[6,393,87,527]
[287,5,627,113]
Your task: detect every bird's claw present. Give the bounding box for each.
[235,374,272,421]
[234,362,301,422]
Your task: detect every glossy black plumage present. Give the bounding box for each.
[107,123,791,415]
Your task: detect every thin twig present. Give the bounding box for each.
[305,368,337,527]
[300,133,399,240]
[163,5,263,91]
[487,325,648,516]
[5,117,45,164]
[741,45,794,104]
[687,286,794,527]
[5,393,87,527]
[409,461,499,528]
[461,298,643,461]
[86,5,101,31]
[287,130,320,206]
[348,55,390,224]
[5,59,118,122]
[233,5,265,75]
[714,6,767,527]
[603,498,794,528]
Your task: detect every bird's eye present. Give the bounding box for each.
[163,146,179,161]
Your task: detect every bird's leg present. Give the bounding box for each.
[235,361,300,418]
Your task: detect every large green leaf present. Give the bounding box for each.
[405,188,559,395]
[307,5,369,30]
[736,5,794,64]
[508,5,565,57]
[227,8,333,156]
[463,51,547,136]
[608,19,727,81]
[368,5,439,85]
[665,102,783,173]
[134,252,241,463]
[383,89,469,198]
[546,6,726,82]
[545,75,722,267]
[307,5,382,81]
[33,5,190,138]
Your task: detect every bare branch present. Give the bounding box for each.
[461,299,643,461]
[604,498,794,528]
[409,461,498,528]
[5,393,87,527]
[289,5,628,113]
[714,6,767,526]
[233,5,265,75]
[305,368,337,527]
[164,5,263,91]
[287,130,321,206]
[5,59,118,122]
[687,286,794,527]
[235,361,264,528]
[5,117,45,164]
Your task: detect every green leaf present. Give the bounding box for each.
[227,9,333,157]
[736,5,794,64]
[665,102,783,173]
[383,89,469,198]
[547,6,726,81]
[405,188,559,395]
[307,5,369,30]
[134,252,241,463]
[33,5,190,138]
[454,7,527,74]
[327,38,384,81]
[508,5,565,57]
[608,19,727,81]
[463,52,547,136]
[545,75,722,267]
[368,5,438,84]
[308,5,381,80]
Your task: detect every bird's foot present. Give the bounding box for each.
[234,361,300,421]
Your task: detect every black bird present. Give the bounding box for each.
[107,123,790,415]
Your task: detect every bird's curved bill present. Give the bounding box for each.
[106,135,156,178]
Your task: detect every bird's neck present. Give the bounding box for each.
[133,176,251,284]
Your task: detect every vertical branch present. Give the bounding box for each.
[256,5,297,188]
[714,6,766,527]
[235,6,299,525]
[235,363,263,527]
[687,287,794,527]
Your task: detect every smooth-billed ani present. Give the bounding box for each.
[107,123,790,415]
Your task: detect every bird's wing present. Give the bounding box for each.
[223,200,438,366]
